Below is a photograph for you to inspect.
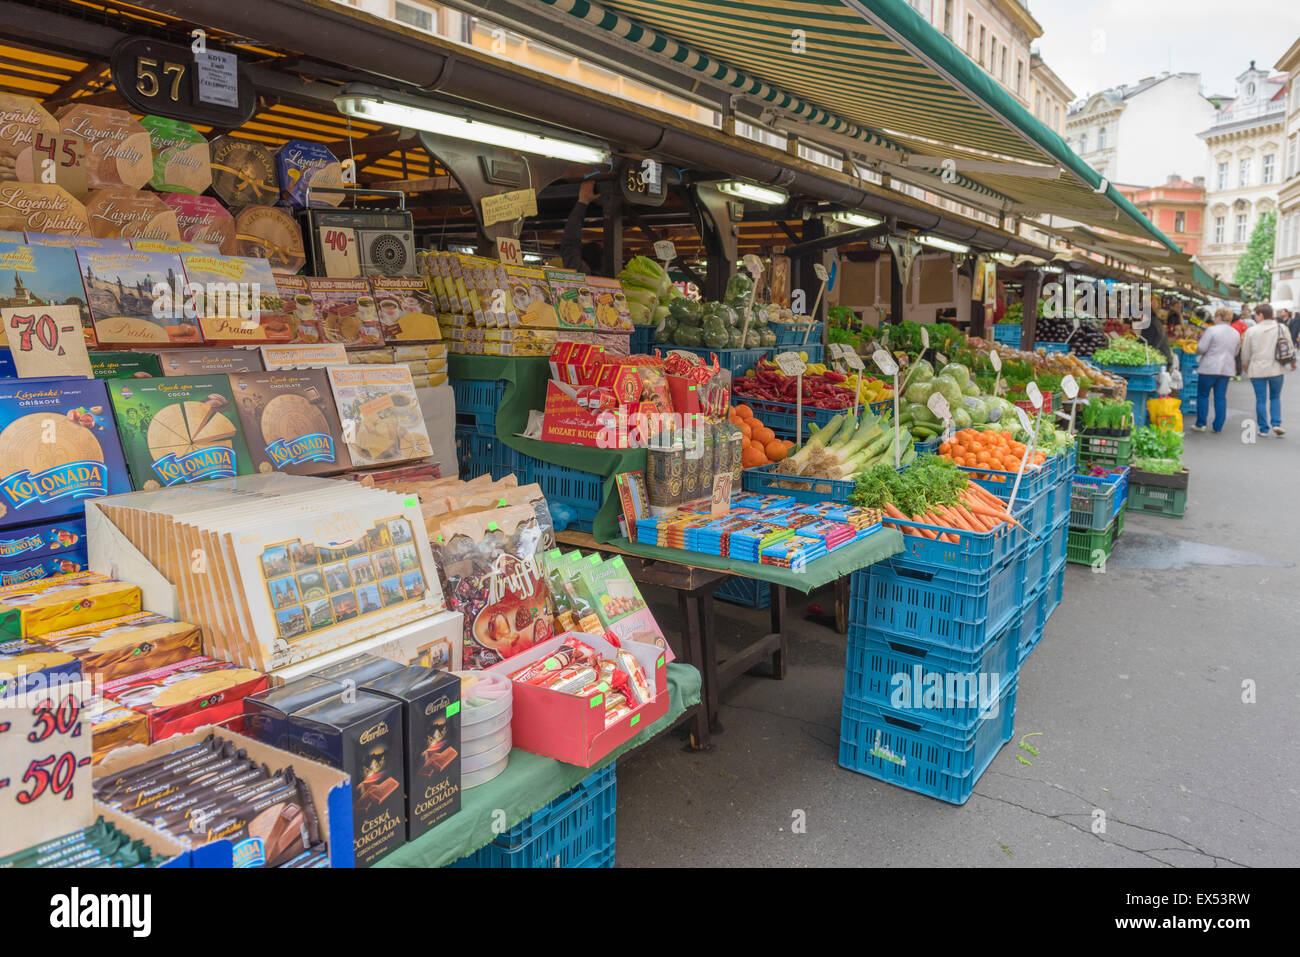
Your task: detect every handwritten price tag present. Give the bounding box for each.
[1013,405,1033,434]
[1061,375,1079,400]
[774,351,806,376]
[743,253,764,278]
[920,325,930,349]
[495,235,523,266]
[2,305,92,379]
[0,680,93,857]
[843,351,865,371]
[653,240,676,262]
[1025,381,1043,410]
[989,350,1002,372]
[317,225,360,277]
[926,391,951,423]
[872,349,898,377]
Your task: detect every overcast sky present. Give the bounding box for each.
[1032,1,1300,101]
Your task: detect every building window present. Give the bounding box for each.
[1214,216,1225,244]
[394,1,434,31]
[1080,132,1087,153]
[999,48,1007,84]
[1289,136,1299,178]
[1035,91,1043,118]
[1235,213,1248,243]
[1175,211,1186,233]
[967,15,974,53]
[1217,162,1229,189]
[979,25,986,65]
[1054,105,1060,131]
[1239,158,1251,187]
[1098,125,1107,149]
[943,0,953,36]
[1015,60,1024,96]
[1263,153,1275,183]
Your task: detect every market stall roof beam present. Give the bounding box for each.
[781,223,892,259]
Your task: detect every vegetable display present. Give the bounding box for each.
[732,362,856,409]
[851,455,1023,542]
[1092,336,1164,367]
[1132,425,1183,464]
[775,410,913,480]
[1080,398,1134,432]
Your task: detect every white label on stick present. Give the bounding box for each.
[920,326,930,349]
[1061,374,1079,399]
[926,392,951,422]
[654,240,676,262]
[1014,405,1033,433]
[774,351,806,376]
[989,350,1002,372]
[743,254,764,277]
[813,263,828,281]
[872,349,897,376]
[843,351,865,371]
[935,352,948,367]
[1025,381,1043,409]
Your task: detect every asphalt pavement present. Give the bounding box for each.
[615,376,1300,867]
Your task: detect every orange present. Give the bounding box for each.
[754,426,775,446]
[765,440,788,461]
[740,421,753,439]
[741,446,766,468]
[735,404,754,420]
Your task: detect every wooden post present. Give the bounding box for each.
[601,186,623,278]
[889,253,904,325]
[1022,267,1042,351]
[966,261,986,338]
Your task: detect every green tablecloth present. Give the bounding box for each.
[374,662,701,868]
[450,354,637,541]
[610,527,904,592]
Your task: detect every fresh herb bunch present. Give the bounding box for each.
[1081,398,1134,430]
[1132,425,1183,463]
[851,454,969,516]
[1133,457,1183,474]
[1092,336,1163,367]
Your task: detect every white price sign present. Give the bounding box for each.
[495,235,524,265]
[194,48,239,109]
[1061,374,1079,400]
[920,325,930,349]
[653,240,676,262]
[774,351,807,376]
[1025,381,1043,410]
[813,262,828,281]
[828,342,848,361]
[935,352,948,367]
[317,225,360,277]
[0,679,93,857]
[989,350,1002,372]
[1013,405,1033,433]
[843,351,865,371]
[872,349,898,376]
[743,254,764,278]
[926,392,951,423]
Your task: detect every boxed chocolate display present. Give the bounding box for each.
[0,517,85,564]
[155,348,263,377]
[0,638,81,694]
[107,374,254,488]
[0,240,95,346]
[77,247,201,345]
[102,654,267,742]
[180,253,292,344]
[40,610,202,682]
[326,365,432,467]
[361,665,461,839]
[0,376,130,530]
[228,368,351,476]
[309,277,383,347]
[288,690,406,866]
[243,674,344,750]
[90,350,162,379]
[0,548,88,585]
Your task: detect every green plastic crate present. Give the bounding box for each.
[1078,434,1133,462]
[1067,522,1114,566]
[1077,449,1125,472]
[1113,501,1127,540]
[1069,479,1116,531]
[1128,483,1186,519]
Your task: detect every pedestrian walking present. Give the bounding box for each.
[1231,312,1249,378]
[1190,307,1240,433]
[1240,303,1297,436]
[1283,307,1300,349]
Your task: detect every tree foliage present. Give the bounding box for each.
[1234,210,1276,301]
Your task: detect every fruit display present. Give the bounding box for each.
[938,428,1046,470]
[999,302,1023,325]
[729,404,795,469]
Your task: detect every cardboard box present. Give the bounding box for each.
[154,348,264,376]
[0,517,85,564]
[92,726,353,868]
[288,690,405,866]
[102,655,267,742]
[0,547,89,585]
[243,673,345,752]
[0,240,97,346]
[90,351,163,379]
[487,632,667,767]
[361,665,460,840]
[228,368,351,476]
[267,610,463,686]
[0,639,81,694]
[89,697,150,765]
[0,377,131,530]
[95,800,212,867]
[0,571,140,641]
[540,381,621,448]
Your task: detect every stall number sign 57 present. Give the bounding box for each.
[318,226,360,276]
[0,683,92,858]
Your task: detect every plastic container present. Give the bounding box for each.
[958,460,1051,503]
[673,343,824,381]
[456,670,513,725]
[520,455,603,534]
[1066,522,1114,565]
[715,575,771,609]
[838,676,1018,805]
[1128,483,1187,518]
[772,320,823,347]
[878,514,1022,580]
[462,723,512,761]
[463,754,511,790]
[452,378,508,434]
[742,463,856,504]
[451,764,617,866]
[455,427,517,481]
[991,325,1022,348]
[1069,477,1117,531]
[844,616,1019,728]
[630,324,657,354]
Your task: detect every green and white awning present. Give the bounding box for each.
[532,0,1185,252]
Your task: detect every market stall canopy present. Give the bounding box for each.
[528,0,1184,249]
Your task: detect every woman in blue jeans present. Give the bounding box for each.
[1239,303,1296,435]
[1191,307,1240,432]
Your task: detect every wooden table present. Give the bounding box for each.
[556,531,788,750]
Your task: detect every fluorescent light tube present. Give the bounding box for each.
[916,235,970,254]
[715,180,788,205]
[833,211,883,228]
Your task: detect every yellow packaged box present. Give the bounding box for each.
[40,611,203,682]
[0,571,142,641]
[89,698,150,764]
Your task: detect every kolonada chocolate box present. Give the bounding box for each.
[0,377,132,532]
[227,368,352,476]
[92,726,354,868]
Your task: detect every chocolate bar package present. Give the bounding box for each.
[89,350,163,380]
[40,611,203,683]
[361,665,460,839]
[88,697,150,765]
[288,690,405,867]
[0,547,88,585]
[243,674,344,751]
[0,518,85,565]
[311,652,403,690]
[0,639,81,695]
[101,655,267,742]
[0,571,141,642]
[227,368,351,476]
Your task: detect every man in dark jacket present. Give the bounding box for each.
[1139,309,1175,365]
[561,179,605,275]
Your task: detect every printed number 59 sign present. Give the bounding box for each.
[0,681,93,857]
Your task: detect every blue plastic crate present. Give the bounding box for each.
[838,676,1018,804]
[742,464,855,504]
[772,321,823,347]
[1178,350,1198,371]
[1114,372,1158,393]
[991,325,1022,347]
[959,460,1050,503]
[452,378,508,434]
[450,765,616,867]
[1129,390,1153,429]
[1046,475,1071,525]
[520,454,603,534]
[1016,485,1050,541]
[1073,468,1129,523]
[844,615,1019,728]
[1048,513,1069,567]
[1018,580,1048,662]
[1044,557,1065,620]
[631,324,657,354]
[874,514,1022,582]
[455,427,517,481]
[715,575,771,609]
[674,343,825,381]
[1022,533,1050,601]
[1099,362,1163,378]
[1037,341,1069,354]
[740,396,843,442]
[851,548,1025,653]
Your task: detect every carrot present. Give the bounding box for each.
[883,503,909,522]
[938,505,977,533]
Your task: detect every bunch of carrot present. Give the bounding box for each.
[881,483,1021,543]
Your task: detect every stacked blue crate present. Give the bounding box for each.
[841,515,1025,804]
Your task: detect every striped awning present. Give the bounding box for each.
[532,0,1184,252]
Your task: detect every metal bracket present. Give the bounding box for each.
[688,183,740,301]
